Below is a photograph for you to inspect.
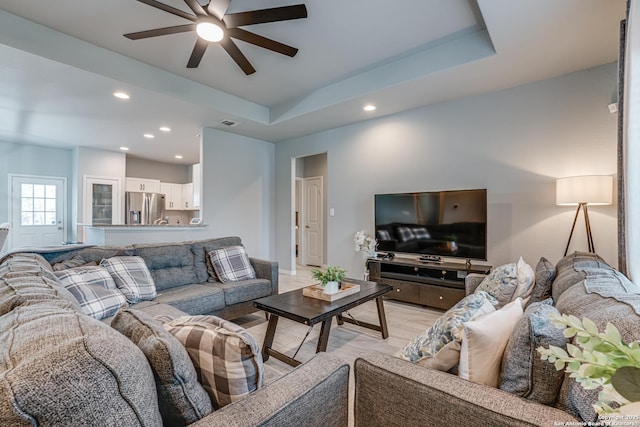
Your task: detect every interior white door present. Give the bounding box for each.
[303,176,323,267]
[10,175,66,248]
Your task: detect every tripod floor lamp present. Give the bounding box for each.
[556,175,613,256]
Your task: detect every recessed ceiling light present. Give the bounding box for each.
[144,134,155,139]
[174,155,183,159]
[120,147,129,151]
[113,92,130,100]
[159,126,171,132]
[363,104,376,112]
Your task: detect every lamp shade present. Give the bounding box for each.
[556,175,613,206]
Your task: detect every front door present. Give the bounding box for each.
[10,175,66,249]
[303,176,323,267]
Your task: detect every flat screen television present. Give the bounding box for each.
[374,189,487,260]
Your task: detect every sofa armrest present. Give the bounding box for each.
[191,353,349,427]
[251,257,279,295]
[465,273,486,295]
[354,351,578,427]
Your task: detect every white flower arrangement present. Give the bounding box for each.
[354,230,377,259]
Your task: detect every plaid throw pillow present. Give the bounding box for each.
[411,227,431,240]
[163,315,264,408]
[100,256,156,303]
[112,309,213,425]
[376,230,391,240]
[55,266,128,319]
[395,226,416,242]
[207,246,256,283]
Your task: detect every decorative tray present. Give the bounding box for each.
[302,282,361,302]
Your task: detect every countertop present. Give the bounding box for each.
[79,224,207,228]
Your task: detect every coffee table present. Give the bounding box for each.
[253,278,392,367]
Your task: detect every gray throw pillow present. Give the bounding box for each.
[498,299,567,405]
[112,309,213,425]
[528,257,556,305]
[100,256,156,303]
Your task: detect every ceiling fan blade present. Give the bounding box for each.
[207,0,230,20]
[220,38,256,75]
[224,4,307,28]
[124,24,195,40]
[228,28,298,57]
[184,0,208,16]
[135,0,196,21]
[187,39,209,68]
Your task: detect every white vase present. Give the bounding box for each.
[323,281,339,294]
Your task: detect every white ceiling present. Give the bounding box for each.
[0,0,626,165]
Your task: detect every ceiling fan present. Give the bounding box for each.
[124,0,307,75]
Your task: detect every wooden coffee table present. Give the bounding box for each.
[253,278,392,367]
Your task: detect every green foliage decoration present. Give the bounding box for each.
[311,266,346,286]
[537,313,640,414]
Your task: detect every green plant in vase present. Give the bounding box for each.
[537,313,640,416]
[311,266,346,294]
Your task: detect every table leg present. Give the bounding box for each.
[375,297,389,339]
[316,318,332,353]
[262,314,279,362]
[336,314,344,325]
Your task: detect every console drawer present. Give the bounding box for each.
[379,278,420,303]
[419,284,465,310]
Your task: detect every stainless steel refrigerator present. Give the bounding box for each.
[125,192,165,225]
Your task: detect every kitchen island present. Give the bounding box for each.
[83,224,209,246]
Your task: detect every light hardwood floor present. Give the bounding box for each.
[233,266,444,425]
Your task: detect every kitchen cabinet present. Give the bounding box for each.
[182,183,195,210]
[83,176,123,226]
[125,178,160,193]
[160,183,183,210]
[192,163,201,209]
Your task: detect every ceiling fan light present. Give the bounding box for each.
[196,21,224,42]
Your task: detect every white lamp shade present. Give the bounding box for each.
[556,175,613,206]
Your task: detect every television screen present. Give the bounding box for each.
[374,189,487,260]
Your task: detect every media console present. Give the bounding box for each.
[368,257,491,310]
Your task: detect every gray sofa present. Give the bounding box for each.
[354,252,640,426]
[0,237,350,426]
[39,236,278,320]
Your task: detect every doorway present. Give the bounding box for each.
[294,153,328,270]
[9,174,67,249]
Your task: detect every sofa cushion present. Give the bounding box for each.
[194,237,243,283]
[133,243,199,291]
[0,253,59,282]
[154,284,225,315]
[100,256,156,303]
[112,309,213,425]
[399,291,496,371]
[554,268,640,422]
[55,266,128,320]
[499,299,567,405]
[552,252,611,302]
[163,315,264,408]
[528,257,556,305]
[0,273,81,316]
[208,246,256,283]
[459,298,523,387]
[51,255,98,271]
[205,279,272,306]
[42,245,135,266]
[475,263,518,308]
[0,304,162,426]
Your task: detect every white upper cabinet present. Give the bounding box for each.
[192,163,201,209]
[125,178,161,193]
[182,183,195,210]
[160,182,183,210]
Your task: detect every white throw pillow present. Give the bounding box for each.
[513,257,535,303]
[458,298,524,387]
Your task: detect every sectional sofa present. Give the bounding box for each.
[353,252,640,426]
[0,237,350,426]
